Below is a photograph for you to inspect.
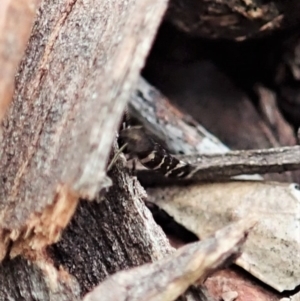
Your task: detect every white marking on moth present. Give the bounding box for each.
[153,156,166,170]
[165,161,187,177]
[176,171,186,177]
[140,152,156,164]
[184,166,198,179]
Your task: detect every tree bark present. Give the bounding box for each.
[2,0,299,300]
[0,0,174,299]
[0,0,40,121]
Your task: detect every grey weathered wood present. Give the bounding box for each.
[50,150,175,296]
[83,219,252,301]
[0,257,81,301]
[0,0,40,121]
[178,145,300,181]
[130,77,230,155]
[0,0,167,257]
[0,0,186,300]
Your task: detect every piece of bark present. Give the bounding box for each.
[165,0,300,40]
[0,0,178,300]
[83,219,253,301]
[0,256,81,301]
[131,77,229,155]
[0,0,40,122]
[177,145,300,181]
[50,152,171,295]
[50,151,215,300]
[0,0,167,261]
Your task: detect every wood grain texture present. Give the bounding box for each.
[130,77,230,155]
[50,150,215,300]
[83,219,251,301]
[0,256,81,301]
[179,145,300,180]
[0,0,40,121]
[0,0,167,258]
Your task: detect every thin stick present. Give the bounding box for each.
[107,143,128,172]
[178,145,300,180]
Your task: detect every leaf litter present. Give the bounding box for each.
[147,180,300,292]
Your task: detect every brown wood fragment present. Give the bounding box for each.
[83,219,253,301]
[130,77,230,155]
[7,185,79,260]
[0,0,40,121]
[0,256,81,301]
[50,151,214,300]
[178,145,300,180]
[0,0,167,261]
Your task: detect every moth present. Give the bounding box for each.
[119,125,300,181]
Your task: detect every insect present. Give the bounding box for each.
[119,125,300,181]
[119,126,195,178]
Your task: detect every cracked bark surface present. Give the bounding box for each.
[1,0,299,300]
[0,0,178,299]
[0,0,40,121]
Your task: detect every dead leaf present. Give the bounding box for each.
[147,181,300,292]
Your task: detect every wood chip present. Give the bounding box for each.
[84,219,254,301]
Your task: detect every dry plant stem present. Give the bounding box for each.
[107,143,128,171]
[0,0,40,122]
[180,145,300,180]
